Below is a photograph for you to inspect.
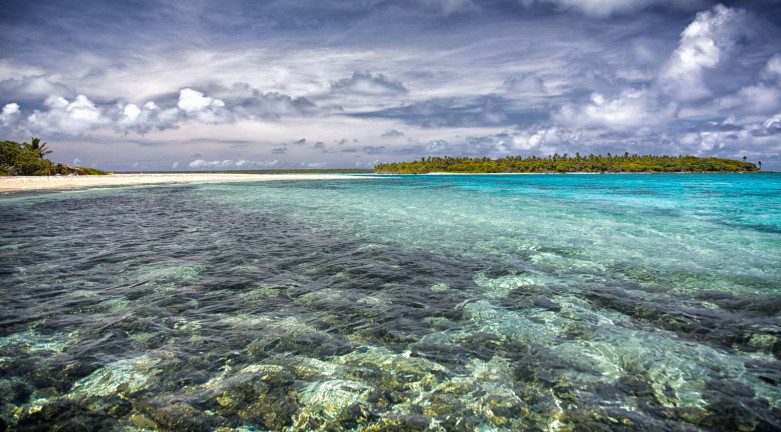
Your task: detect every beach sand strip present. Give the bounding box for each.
[0,173,366,193]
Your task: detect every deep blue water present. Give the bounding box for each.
[1,173,779,431]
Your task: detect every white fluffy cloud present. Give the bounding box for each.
[659,4,748,101]
[26,95,106,135]
[552,4,778,134]
[556,89,677,130]
[0,103,20,126]
[112,101,180,134]
[508,126,584,152]
[763,55,781,79]
[676,113,781,159]
[0,86,323,137]
[763,112,781,132]
[177,88,232,124]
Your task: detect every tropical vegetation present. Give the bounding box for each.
[1,138,108,176]
[374,153,760,174]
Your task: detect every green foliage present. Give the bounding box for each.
[1,140,51,175]
[1,138,108,175]
[78,167,109,175]
[374,154,759,174]
[26,137,52,159]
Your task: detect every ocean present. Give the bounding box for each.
[1,173,779,430]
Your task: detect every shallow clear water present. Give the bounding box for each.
[1,173,779,431]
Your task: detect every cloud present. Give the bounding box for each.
[763,55,781,80]
[659,4,749,101]
[293,138,307,145]
[556,89,677,130]
[382,129,405,138]
[234,91,318,120]
[421,0,478,15]
[504,73,547,94]
[361,145,386,154]
[188,159,279,169]
[390,127,587,158]
[178,88,222,112]
[361,94,513,127]
[675,116,781,159]
[758,113,781,136]
[0,76,75,104]
[177,88,232,123]
[0,103,20,126]
[520,0,703,17]
[735,85,781,113]
[271,147,288,154]
[331,72,407,96]
[506,126,585,152]
[26,95,107,136]
[0,83,328,137]
[312,141,326,149]
[110,101,180,134]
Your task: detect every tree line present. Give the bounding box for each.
[1,138,107,175]
[374,153,760,174]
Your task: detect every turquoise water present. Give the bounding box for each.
[0,173,779,430]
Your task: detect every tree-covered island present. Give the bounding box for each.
[1,138,107,176]
[374,153,760,174]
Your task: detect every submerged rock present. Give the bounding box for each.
[211,368,299,429]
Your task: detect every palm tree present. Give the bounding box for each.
[26,138,53,174]
[758,161,762,171]
[29,138,52,159]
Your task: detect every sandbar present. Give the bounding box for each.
[0,173,368,194]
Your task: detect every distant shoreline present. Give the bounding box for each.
[416,171,770,175]
[0,173,369,194]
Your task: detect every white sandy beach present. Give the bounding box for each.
[0,173,366,193]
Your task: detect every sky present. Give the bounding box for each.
[1,0,781,171]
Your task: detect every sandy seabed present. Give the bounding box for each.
[0,173,365,194]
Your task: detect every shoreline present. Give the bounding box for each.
[411,171,769,175]
[0,173,368,194]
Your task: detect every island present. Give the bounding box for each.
[374,153,760,174]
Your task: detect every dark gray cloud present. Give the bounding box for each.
[356,94,521,127]
[235,92,318,120]
[331,72,407,96]
[0,76,76,107]
[382,129,405,138]
[361,145,386,154]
